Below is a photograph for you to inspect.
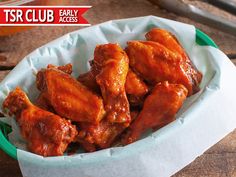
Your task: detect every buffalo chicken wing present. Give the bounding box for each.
[36,68,105,124]
[3,87,77,156]
[123,81,188,145]
[125,69,149,105]
[145,28,202,94]
[77,69,100,93]
[93,44,131,125]
[35,63,73,111]
[78,69,148,106]
[77,110,139,151]
[35,92,54,112]
[47,63,73,75]
[126,40,201,96]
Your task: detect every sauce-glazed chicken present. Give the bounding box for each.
[76,111,139,152]
[126,29,202,96]
[78,68,148,106]
[36,67,105,124]
[145,28,202,94]
[2,28,202,156]
[122,81,188,145]
[125,69,149,106]
[3,87,77,156]
[93,44,131,125]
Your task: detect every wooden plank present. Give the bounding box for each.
[173,129,236,177]
[0,150,21,177]
[0,71,11,116]
[0,70,10,81]
[206,129,236,154]
[231,59,236,65]
[174,152,236,177]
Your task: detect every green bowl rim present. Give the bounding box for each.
[196,28,218,48]
[0,28,218,160]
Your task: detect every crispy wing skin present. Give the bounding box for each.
[146,28,187,58]
[126,40,200,96]
[77,110,139,151]
[78,69,148,106]
[36,68,105,124]
[35,92,55,112]
[77,70,100,93]
[47,63,73,75]
[78,121,127,150]
[145,28,202,94]
[2,87,77,157]
[125,69,148,105]
[35,64,73,112]
[123,82,188,145]
[94,44,131,125]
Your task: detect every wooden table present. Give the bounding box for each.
[0,0,236,176]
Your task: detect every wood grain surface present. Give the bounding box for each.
[0,0,235,177]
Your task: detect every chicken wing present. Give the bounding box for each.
[77,70,100,93]
[35,64,73,112]
[122,81,188,145]
[47,63,73,75]
[145,28,202,94]
[2,87,77,156]
[125,69,148,105]
[35,64,72,112]
[78,69,148,106]
[126,40,200,96]
[36,67,105,124]
[35,92,54,112]
[77,110,139,152]
[93,44,131,125]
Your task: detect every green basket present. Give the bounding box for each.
[0,28,218,160]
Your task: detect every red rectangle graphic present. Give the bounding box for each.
[0,6,91,26]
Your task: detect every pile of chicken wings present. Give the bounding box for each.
[2,28,202,157]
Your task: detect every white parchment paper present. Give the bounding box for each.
[0,16,236,177]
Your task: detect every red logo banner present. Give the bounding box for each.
[0,6,91,26]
